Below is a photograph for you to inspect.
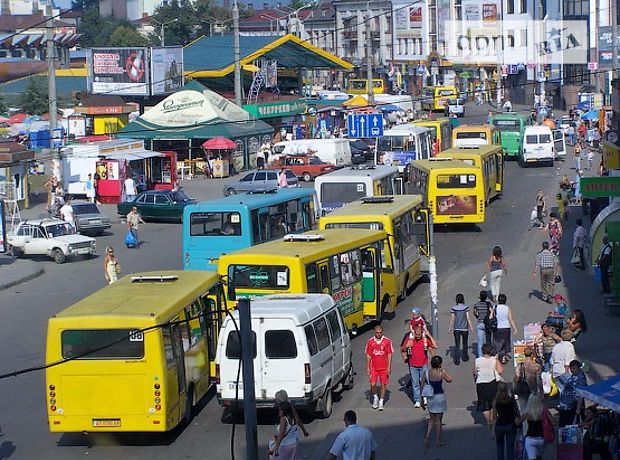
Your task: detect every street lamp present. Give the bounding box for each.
[274,0,317,36]
[152,18,178,46]
[261,13,281,35]
[202,16,234,36]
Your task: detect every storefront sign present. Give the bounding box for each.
[243,100,306,119]
[603,142,620,170]
[580,177,620,198]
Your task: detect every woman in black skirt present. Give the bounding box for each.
[474,343,504,434]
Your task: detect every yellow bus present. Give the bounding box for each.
[319,196,431,307]
[452,124,501,148]
[421,85,458,111]
[219,229,393,332]
[46,271,227,433]
[413,118,452,152]
[408,158,485,224]
[437,145,505,203]
[346,78,385,95]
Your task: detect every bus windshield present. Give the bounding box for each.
[456,132,487,140]
[321,183,366,203]
[493,120,520,132]
[229,264,290,289]
[436,174,477,188]
[379,136,404,151]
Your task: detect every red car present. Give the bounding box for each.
[269,154,336,182]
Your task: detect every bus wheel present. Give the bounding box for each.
[316,387,333,419]
[182,385,195,426]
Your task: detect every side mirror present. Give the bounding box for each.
[227,281,236,302]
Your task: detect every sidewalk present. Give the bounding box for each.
[0,255,44,291]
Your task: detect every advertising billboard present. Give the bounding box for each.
[88,48,150,96]
[150,47,184,95]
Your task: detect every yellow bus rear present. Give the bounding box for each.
[413,118,452,152]
[347,79,385,95]
[437,145,505,201]
[408,159,485,224]
[452,124,501,149]
[219,229,393,331]
[46,271,226,433]
[319,196,431,308]
[422,86,458,111]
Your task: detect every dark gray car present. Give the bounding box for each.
[72,201,111,236]
[223,170,299,196]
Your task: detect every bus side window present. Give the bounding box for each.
[319,264,330,293]
[306,263,320,292]
[393,220,402,260]
[362,248,375,270]
[414,210,429,256]
[203,293,222,361]
[329,255,342,291]
[162,325,175,369]
[251,210,261,244]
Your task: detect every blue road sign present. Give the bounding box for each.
[347,113,384,138]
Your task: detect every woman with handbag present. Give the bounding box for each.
[424,356,452,448]
[474,343,504,435]
[269,402,299,460]
[517,395,554,460]
[103,246,120,284]
[485,246,507,303]
[493,294,518,364]
[493,382,519,460]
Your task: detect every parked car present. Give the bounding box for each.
[116,189,196,222]
[8,218,96,264]
[71,201,111,236]
[223,169,298,196]
[268,154,336,181]
[446,98,465,117]
[349,139,373,164]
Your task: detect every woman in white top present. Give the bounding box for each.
[551,329,576,378]
[270,401,300,460]
[474,343,504,434]
[103,246,120,284]
[493,294,518,364]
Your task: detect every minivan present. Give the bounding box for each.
[215,294,353,418]
[272,139,352,167]
[521,126,559,166]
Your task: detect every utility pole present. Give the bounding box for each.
[496,0,504,106]
[238,299,258,460]
[366,5,374,105]
[233,0,242,107]
[160,23,165,46]
[612,0,618,80]
[46,2,58,163]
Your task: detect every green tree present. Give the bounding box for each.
[78,7,153,47]
[19,78,49,115]
[109,25,150,46]
[71,0,99,10]
[150,0,201,45]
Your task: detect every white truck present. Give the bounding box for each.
[8,219,96,264]
[272,139,351,167]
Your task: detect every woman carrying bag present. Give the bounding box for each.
[268,402,300,460]
[424,356,452,448]
[474,343,504,435]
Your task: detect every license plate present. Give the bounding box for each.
[229,382,243,390]
[93,419,121,427]
[89,219,102,225]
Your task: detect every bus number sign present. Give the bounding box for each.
[129,330,144,342]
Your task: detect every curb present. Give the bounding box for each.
[0,266,45,292]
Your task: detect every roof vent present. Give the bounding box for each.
[131,275,179,283]
[283,234,324,242]
[361,196,394,203]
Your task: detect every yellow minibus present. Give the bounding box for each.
[422,86,458,111]
[346,78,385,95]
[219,228,393,331]
[452,124,501,148]
[319,195,431,306]
[46,271,226,432]
[437,145,504,202]
[413,118,452,152]
[408,158,485,224]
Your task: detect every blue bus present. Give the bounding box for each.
[182,188,317,270]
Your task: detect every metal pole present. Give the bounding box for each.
[612,0,618,80]
[46,2,57,163]
[428,212,438,339]
[161,23,165,46]
[366,5,374,105]
[233,0,242,107]
[496,0,504,106]
[238,298,258,460]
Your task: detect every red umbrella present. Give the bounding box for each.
[9,113,27,124]
[202,137,236,150]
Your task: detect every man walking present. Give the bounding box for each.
[572,218,586,269]
[59,198,75,228]
[126,206,146,247]
[473,290,493,358]
[365,325,393,411]
[401,324,437,408]
[124,175,137,201]
[327,410,377,460]
[597,234,613,294]
[532,241,561,303]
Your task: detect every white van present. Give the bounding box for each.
[522,126,555,165]
[215,294,353,418]
[272,139,352,167]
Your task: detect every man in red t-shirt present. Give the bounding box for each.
[401,324,437,408]
[365,325,393,411]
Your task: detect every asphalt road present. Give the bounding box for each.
[0,102,616,460]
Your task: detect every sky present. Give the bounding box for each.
[55,0,72,8]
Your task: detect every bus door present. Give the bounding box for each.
[361,246,381,316]
[414,209,431,273]
[553,130,566,160]
[318,261,331,295]
[169,320,187,417]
